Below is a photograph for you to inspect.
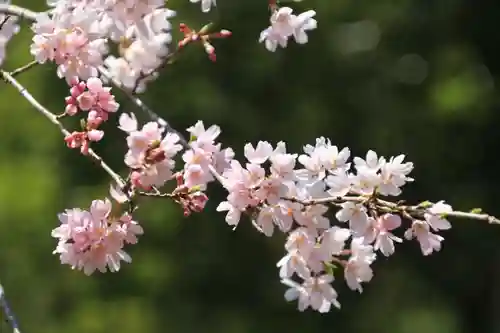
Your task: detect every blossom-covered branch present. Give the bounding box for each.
[0,0,498,316]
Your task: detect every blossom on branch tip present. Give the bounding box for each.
[52,198,143,275]
[123,121,183,189]
[259,7,317,52]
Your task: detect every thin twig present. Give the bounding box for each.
[0,69,126,188]
[0,282,21,333]
[10,61,38,77]
[0,15,10,30]
[285,194,500,225]
[138,191,172,198]
[376,198,500,224]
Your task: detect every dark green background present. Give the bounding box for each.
[1,0,500,332]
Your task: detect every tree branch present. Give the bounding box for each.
[0,69,126,188]
[10,61,38,77]
[0,282,21,333]
[0,4,37,21]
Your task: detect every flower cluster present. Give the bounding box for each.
[31,0,176,91]
[106,8,176,92]
[30,7,108,83]
[23,0,317,93]
[115,118,232,213]
[119,113,183,190]
[64,77,119,154]
[52,198,143,275]
[55,115,458,313]
[211,136,452,312]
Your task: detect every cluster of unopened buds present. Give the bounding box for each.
[178,23,232,62]
[64,77,119,154]
[0,0,497,316]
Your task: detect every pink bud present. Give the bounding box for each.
[69,76,79,86]
[77,82,86,91]
[65,96,75,105]
[65,104,78,116]
[70,85,82,98]
[87,129,104,142]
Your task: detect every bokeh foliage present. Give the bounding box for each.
[1,0,500,332]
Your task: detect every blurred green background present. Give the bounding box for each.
[2,0,500,332]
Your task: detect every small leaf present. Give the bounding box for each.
[189,185,202,193]
[150,139,161,149]
[323,262,337,276]
[470,208,483,214]
[199,22,214,35]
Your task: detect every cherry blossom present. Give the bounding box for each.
[2,0,497,318]
[52,198,143,275]
[259,7,317,52]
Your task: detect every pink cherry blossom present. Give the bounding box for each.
[52,198,143,275]
[363,214,403,256]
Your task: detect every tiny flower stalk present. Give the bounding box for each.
[178,23,232,62]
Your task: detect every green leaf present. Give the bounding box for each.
[199,23,214,35]
[189,185,202,193]
[323,262,337,276]
[470,208,483,214]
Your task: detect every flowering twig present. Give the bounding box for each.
[0,69,126,188]
[285,195,500,224]
[376,198,500,224]
[0,282,20,333]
